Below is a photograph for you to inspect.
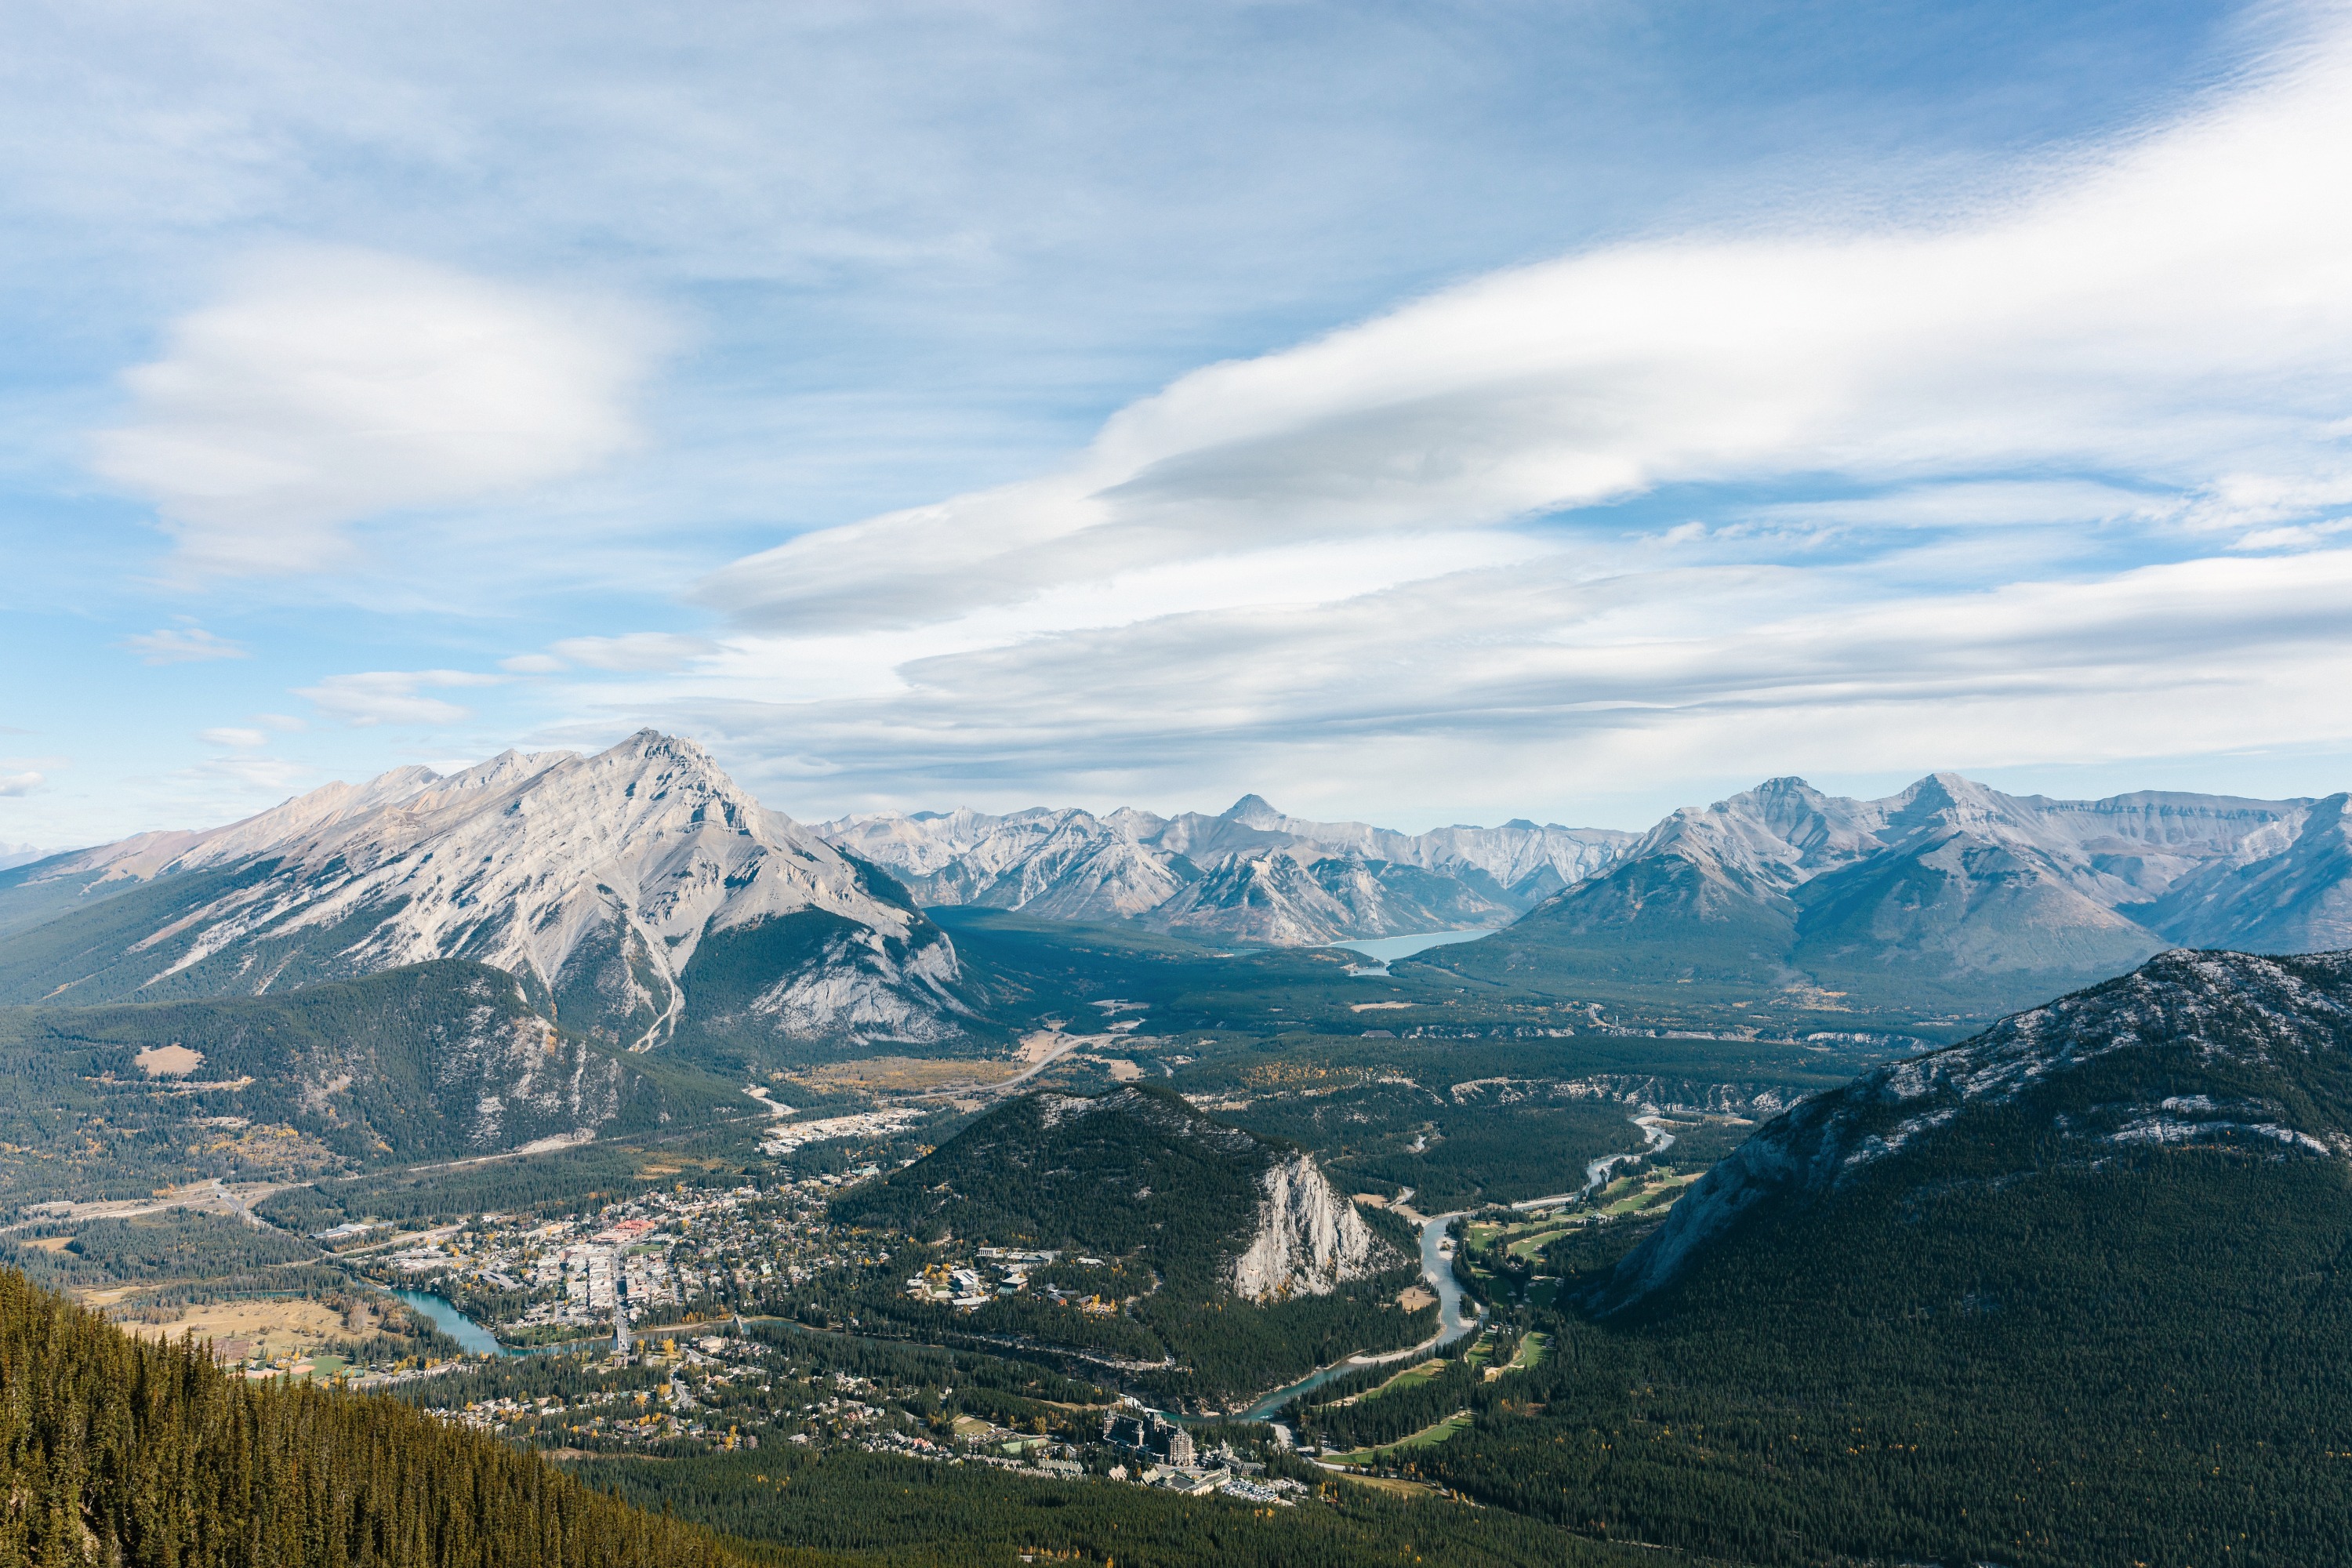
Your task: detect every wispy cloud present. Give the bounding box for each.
[602,9,2352,821]
[0,773,43,797]
[176,755,311,789]
[93,248,656,578]
[700,13,2352,640]
[122,626,248,664]
[548,633,719,672]
[643,542,2352,823]
[296,670,502,728]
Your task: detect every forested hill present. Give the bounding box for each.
[0,1267,766,1567]
[0,961,742,1204]
[1597,945,2352,1312]
[833,1086,1425,1405]
[1382,948,2352,1566]
[835,1084,1283,1265]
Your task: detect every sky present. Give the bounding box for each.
[7,0,2352,849]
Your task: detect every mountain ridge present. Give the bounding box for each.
[1593,944,2352,1313]
[822,775,2352,984]
[1432,773,2349,1015]
[818,797,1632,943]
[0,731,972,1054]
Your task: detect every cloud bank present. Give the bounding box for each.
[94,249,653,578]
[704,19,2352,635]
[608,9,2352,820]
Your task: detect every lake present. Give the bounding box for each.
[1327,930,1494,963]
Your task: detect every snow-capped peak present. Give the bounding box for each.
[24,731,962,1050]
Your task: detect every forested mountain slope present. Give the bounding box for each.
[0,1267,755,1566]
[1392,948,2352,1566]
[0,961,739,1203]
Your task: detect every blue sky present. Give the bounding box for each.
[8,0,2350,848]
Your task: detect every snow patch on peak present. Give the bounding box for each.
[27,731,962,1051]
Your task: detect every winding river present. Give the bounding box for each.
[1236,1210,1480,1421]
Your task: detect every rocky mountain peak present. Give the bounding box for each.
[0,731,967,1052]
[1220,793,1286,827]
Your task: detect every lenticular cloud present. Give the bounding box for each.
[96,248,652,578]
[703,9,2352,633]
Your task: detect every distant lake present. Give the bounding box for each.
[1328,930,1494,964]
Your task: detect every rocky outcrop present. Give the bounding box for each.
[1232,1151,1396,1300]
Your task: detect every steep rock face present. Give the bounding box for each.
[0,731,968,1051]
[2128,794,2352,954]
[1593,948,2352,1312]
[1231,1149,1392,1299]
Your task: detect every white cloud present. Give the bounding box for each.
[547,633,719,672]
[122,626,248,664]
[536,9,2352,825]
[296,670,502,728]
[178,755,311,789]
[0,773,43,797]
[700,12,2352,636]
[198,727,267,747]
[500,653,568,674]
[645,541,2352,825]
[93,248,655,577]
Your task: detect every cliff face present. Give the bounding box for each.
[1231,1150,1396,1300]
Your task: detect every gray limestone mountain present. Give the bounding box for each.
[2123,792,2352,953]
[1434,772,2343,1016]
[0,731,972,1054]
[1589,946,2352,1315]
[823,773,2352,1009]
[816,797,1632,944]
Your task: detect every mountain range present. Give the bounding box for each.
[1433,771,2352,1016]
[831,771,2352,1016]
[0,731,973,1055]
[16,744,2352,1050]
[818,796,1632,944]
